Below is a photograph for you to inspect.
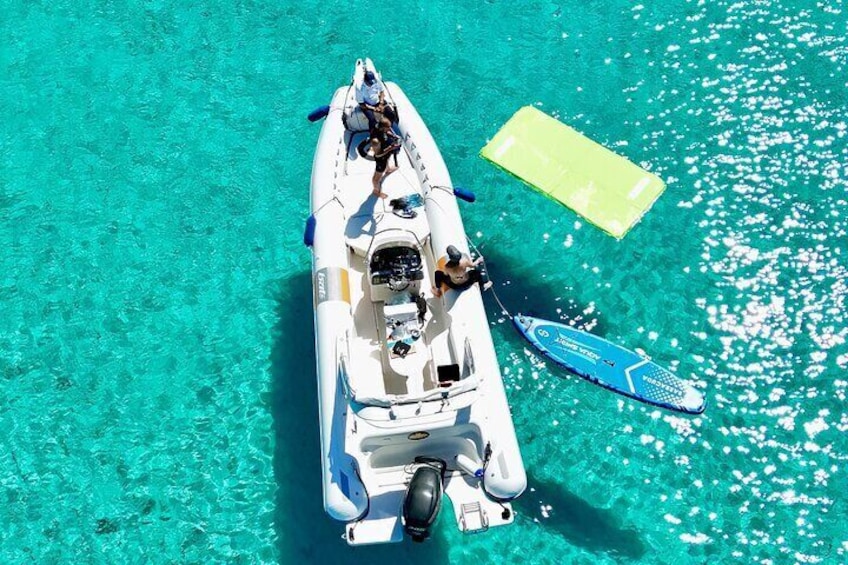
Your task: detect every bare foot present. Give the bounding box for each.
[372,189,388,198]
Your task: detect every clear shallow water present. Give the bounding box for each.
[2,1,846,563]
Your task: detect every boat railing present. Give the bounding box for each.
[340,330,486,409]
[337,332,353,399]
[462,336,475,378]
[349,373,481,408]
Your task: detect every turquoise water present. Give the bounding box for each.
[2,0,846,563]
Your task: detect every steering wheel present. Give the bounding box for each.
[388,274,410,292]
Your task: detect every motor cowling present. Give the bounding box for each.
[402,457,447,542]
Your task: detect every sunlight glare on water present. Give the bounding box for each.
[1,0,845,563]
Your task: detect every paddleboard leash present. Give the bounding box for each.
[466,236,513,318]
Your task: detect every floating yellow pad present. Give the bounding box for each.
[480,106,666,239]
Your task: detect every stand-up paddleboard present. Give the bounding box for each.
[513,315,705,414]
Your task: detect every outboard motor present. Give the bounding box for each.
[402,457,447,542]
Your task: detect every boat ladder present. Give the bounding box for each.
[459,502,489,534]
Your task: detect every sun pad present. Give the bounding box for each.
[480,106,665,239]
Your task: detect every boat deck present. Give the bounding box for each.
[339,131,432,257]
[339,133,456,401]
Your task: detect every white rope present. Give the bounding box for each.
[466,236,513,318]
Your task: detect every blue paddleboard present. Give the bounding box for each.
[513,315,705,414]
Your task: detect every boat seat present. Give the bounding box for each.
[343,103,399,133]
[373,295,433,392]
[371,301,409,395]
[342,106,370,133]
[383,296,422,357]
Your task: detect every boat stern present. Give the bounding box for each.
[339,413,523,545]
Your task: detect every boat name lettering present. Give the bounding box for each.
[316,272,327,301]
[314,267,351,305]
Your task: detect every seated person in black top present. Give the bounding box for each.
[431,245,491,298]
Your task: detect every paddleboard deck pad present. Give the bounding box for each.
[513,315,705,414]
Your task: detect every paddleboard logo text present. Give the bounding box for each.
[643,374,683,396]
[541,329,601,361]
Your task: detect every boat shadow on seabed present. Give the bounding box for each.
[514,471,647,561]
[473,246,610,336]
[269,271,450,564]
[475,250,647,560]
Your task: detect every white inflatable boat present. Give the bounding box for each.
[306,59,526,546]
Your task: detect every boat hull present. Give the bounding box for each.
[308,60,526,545]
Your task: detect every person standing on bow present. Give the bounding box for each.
[371,118,401,198]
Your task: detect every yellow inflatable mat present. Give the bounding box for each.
[480,106,665,239]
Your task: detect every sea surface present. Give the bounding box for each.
[2,1,846,563]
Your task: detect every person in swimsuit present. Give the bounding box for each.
[431,245,491,297]
[371,117,401,198]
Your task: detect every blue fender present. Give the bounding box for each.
[308,105,331,122]
[453,186,476,203]
[303,215,317,247]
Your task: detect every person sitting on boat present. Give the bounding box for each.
[371,117,401,198]
[357,71,386,133]
[431,245,492,297]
